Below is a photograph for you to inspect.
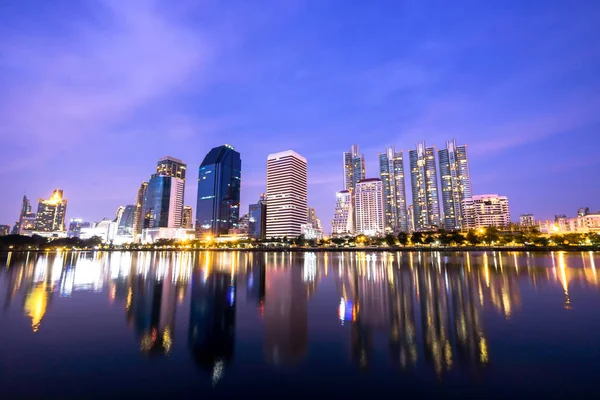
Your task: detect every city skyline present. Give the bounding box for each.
[1,1,600,230]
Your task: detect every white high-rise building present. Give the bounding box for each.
[266,150,308,238]
[331,190,353,236]
[438,140,472,230]
[379,146,408,233]
[462,194,510,229]
[355,178,385,236]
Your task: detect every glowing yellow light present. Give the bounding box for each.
[24,283,48,332]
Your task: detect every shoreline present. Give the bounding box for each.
[1,245,599,254]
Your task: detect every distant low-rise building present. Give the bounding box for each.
[462,194,511,229]
[0,225,10,236]
[519,214,535,227]
[301,223,323,241]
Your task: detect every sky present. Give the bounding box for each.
[1,0,599,230]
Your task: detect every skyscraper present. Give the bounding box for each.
[117,205,136,237]
[355,178,385,236]
[331,190,353,236]
[133,182,148,241]
[343,144,365,192]
[409,142,440,231]
[35,189,67,232]
[14,195,32,234]
[266,150,307,239]
[438,140,472,230]
[378,146,408,233]
[196,145,241,237]
[157,156,187,181]
[182,206,193,229]
[143,175,185,229]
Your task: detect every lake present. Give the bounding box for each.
[0,250,599,398]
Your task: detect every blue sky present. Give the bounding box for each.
[1,0,599,229]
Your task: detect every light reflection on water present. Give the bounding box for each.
[0,250,599,397]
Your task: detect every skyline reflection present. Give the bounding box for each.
[0,250,599,383]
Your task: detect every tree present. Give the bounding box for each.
[423,232,435,245]
[385,234,396,247]
[534,236,550,247]
[483,227,500,244]
[397,232,409,246]
[438,230,452,246]
[410,232,423,245]
[466,230,481,246]
[450,231,465,246]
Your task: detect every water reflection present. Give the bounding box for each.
[1,250,599,383]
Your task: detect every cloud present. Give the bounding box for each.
[0,0,214,170]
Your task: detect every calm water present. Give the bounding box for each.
[1,251,599,398]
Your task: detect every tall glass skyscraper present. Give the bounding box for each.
[343,144,365,191]
[133,181,148,241]
[378,146,408,233]
[409,142,440,231]
[438,140,472,230]
[117,205,136,236]
[196,145,242,236]
[143,175,185,229]
[248,201,266,240]
[35,189,67,232]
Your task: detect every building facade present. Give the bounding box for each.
[343,144,365,192]
[0,225,9,236]
[143,175,185,229]
[182,206,193,229]
[15,195,32,235]
[519,214,535,227]
[248,202,267,240]
[378,146,408,233]
[462,194,511,229]
[409,142,440,231]
[355,178,385,236]
[300,223,323,240]
[438,140,472,230]
[117,205,136,237]
[196,145,242,237]
[35,189,67,232]
[133,181,148,241]
[331,190,353,236]
[266,150,307,239]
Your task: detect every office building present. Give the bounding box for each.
[462,194,511,229]
[331,190,353,236]
[343,145,365,192]
[157,156,187,181]
[143,175,185,229]
[409,142,440,230]
[35,189,67,232]
[67,218,91,238]
[248,201,267,240]
[117,205,136,237]
[0,225,9,236]
[307,207,322,231]
[133,182,148,241]
[182,206,193,229]
[266,150,308,239]
[300,223,323,240]
[115,206,126,227]
[14,195,32,235]
[438,140,472,230]
[355,178,385,236]
[519,214,535,227]
[378,146,408,233]
[196,145,242,237]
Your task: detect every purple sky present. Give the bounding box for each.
[1,0,599,229]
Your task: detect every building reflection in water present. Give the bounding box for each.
[0,249,599,380]
[262,252,310,365]
[188,252,236,386]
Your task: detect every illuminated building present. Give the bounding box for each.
[35,189,67,232]
[266,150,307,239]
[300,223,323,240]
[143,175,184,229]
[343,144,365,191]
[438,140,472,230]
[157,156,187,181]
[378,146,408,232]
[355,178,385,236]
[116,205,136,237]
[0,225,9,236]
[248,201,266,240]
[189,270,236,384]
[115,206,126,227]
[519,214,535,227]
[307,207,322,230]
[196,145,241,237]
[67,218,91,238]
[182,206,193,229]
[14,195,32,234]
[332,190,353,236]
[133,181,148,242]
[462,194,511,229]
[409,142,440,230]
